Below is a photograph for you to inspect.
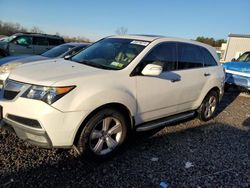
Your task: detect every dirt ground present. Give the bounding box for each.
[0,91,249,187]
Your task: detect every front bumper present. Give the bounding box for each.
[0,97,89,148]
[1,118,52,148]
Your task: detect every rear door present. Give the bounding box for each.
[33,37,49,54]
[8,35,33,55]
[175,42,207,112]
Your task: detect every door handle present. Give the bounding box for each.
[204,73,211,77]
[170,78,181,82]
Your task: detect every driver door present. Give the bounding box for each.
[8,35,33,55]
[135,42,182,123]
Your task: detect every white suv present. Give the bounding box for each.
[0,35,224,159]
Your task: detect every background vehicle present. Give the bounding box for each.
[0,32,64,57]
[223,51,250,90]
[0,43,90,87]
[0,35,224,160]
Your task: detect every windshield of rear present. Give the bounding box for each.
[71,38,149,70]
[42,44,74,57]
[236,52,250,62]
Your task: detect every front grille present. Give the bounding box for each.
[3,90,20,100]
[7,114,42,128]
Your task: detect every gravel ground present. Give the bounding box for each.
[0,91,249,187]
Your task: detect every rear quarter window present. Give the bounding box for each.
[201,48,218,66]
[48,38,64,46]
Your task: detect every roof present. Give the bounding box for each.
[108,34,213,48]
[228,34,250,38]
[108,34,161,42]
[62,42,91,47]
[13,32,63,39]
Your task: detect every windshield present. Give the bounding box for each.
[71,38,148,70]
[236,52,250,62]
[42,44,75,57]
[2,35,17,42]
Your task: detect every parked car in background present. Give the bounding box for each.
[0,35,224,160]
[0,32,64,57]
[223,51,250,90]
[0,35,8,41]
[0,43,90,87]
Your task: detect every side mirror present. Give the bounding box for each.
[231,58,236,61]
[141,64,162,76]
[64,55,71,60]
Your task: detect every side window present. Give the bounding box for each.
[201,48,218,66]
[48,38,64,46]
[177,43,203,70]
[12,36,32,46]
[141,42,177,72]
[33,37,48,46]
[67,46,85,56]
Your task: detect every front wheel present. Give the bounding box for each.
[77,108,128,160]
[197,91,219,121]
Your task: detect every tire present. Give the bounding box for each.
[77,108,128,160]
[197,90,219,121]
[224,83,230,92]
[0,49,8,58]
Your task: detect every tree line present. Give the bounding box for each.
[0,20,90,42]
[0,20,226,46]
[195,36,226,47]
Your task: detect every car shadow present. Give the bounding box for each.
[215,89,240,116]
[0,121,249,187]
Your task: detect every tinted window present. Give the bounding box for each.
[42,44,75,57]
[33,37,48,46]
[12,36,32,46]
[66,45,88,56]
[201,48,218,66]
[48,38,64,46]
[140,42,177,72]
[236,52,250,62]
[177,43,203,69]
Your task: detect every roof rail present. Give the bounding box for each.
[13,32,63,38]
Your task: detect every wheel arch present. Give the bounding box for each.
[73,102,134,145]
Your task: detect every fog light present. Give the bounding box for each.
[25,132,48,144]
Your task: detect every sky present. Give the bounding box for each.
[1,0,250,41]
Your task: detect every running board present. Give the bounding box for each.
[136,111,195,132]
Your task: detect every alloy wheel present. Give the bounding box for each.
[89,117,123,155]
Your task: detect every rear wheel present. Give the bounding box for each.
[197,91,219,121]
[0,49,8,58]
[77,108,128,160]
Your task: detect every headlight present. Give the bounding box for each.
[0,62,23,73]
[22,85,75,104]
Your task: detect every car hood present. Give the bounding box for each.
[0,55,32,65]
[8,55,50,64]
[223,62,250,74]
[9,59,104,86]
